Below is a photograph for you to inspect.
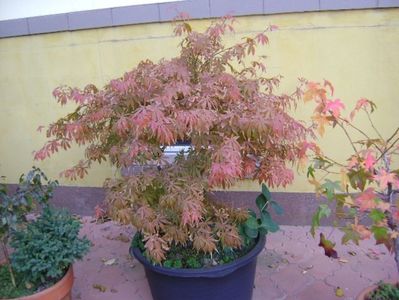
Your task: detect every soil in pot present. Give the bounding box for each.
[131,233,266,300]
[0,265,73,300]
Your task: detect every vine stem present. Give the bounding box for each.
[337,121,358,154]
[1,239,16,287]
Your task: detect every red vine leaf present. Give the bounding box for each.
[318,233,338,259]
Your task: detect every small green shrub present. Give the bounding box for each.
[0,265,31,298]
[367,282,399,300]
[10,207,91,287]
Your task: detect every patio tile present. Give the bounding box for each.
[253,277,286,300]
[270,266,315,295]
[68,220,398,300]
[325,265,373,298]
[294,281,338,300]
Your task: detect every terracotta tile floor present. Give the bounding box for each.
[72,218,398,300]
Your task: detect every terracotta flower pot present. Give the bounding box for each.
[357,279,398,300]
[4,266,74,300]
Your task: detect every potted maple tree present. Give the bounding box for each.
[35,17,313,300]
[303,82,399,299]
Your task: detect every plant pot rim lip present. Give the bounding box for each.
[0,264,73,300]
[356,279,398,300]
[130,234,266,278]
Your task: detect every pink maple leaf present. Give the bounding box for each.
[373,169,399,189]
[355,98,370,110]
[347,155,359,169]
[350,98,373,120]
[355,187,377,211]
[256,33,269,45]
[363,151,376,170]
[324,99,345,118]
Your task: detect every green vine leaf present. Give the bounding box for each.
[341,225,360,245]
[260,211,279,233]
[321,179,341,201]
[311,204,331,237]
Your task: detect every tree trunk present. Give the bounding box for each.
[1,239,16,287]
[395,236,399,275]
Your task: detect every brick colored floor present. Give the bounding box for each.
[73,218,398,300]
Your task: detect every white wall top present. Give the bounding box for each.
[0,0,181,21]
[0,0,397,38]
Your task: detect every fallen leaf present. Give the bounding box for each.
[338,259,348,263]
[93,284,107,292]
[366,250,380,260]
[25,282,33,289]
[103,258,117,266]
[319,233,338,259]
[348,251,356,256]
[299,264,313,274]
[299,265,313,271]
[335,287,344,297]
[281,258,289,264]
[106,233,130,243]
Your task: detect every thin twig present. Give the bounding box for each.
[377,136,399,162]
[340,117,371,140]
[322,155,346,168]
[1,239,16,287]
[365,110,384,140]
[337,121,358,153]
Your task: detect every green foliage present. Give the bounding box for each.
[369,209,385,223]
[132,232,255,269]
[311,204,331,237]
[341,225,361,245]
[186,257,201,268]
[320,179,341,201]
[242,184,283,243]
[367,282,399,300]
[10,207,90,286]
[0,265,31,298]
[0,166,58,240]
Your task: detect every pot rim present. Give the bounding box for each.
[1,265,73,300]
[356,279,398,300]
[130,234,266,278]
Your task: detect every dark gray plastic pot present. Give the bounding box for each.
[130,235,266,300]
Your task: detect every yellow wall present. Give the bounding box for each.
[0,8,398,192]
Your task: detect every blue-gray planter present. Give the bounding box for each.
[130,235,266,300]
